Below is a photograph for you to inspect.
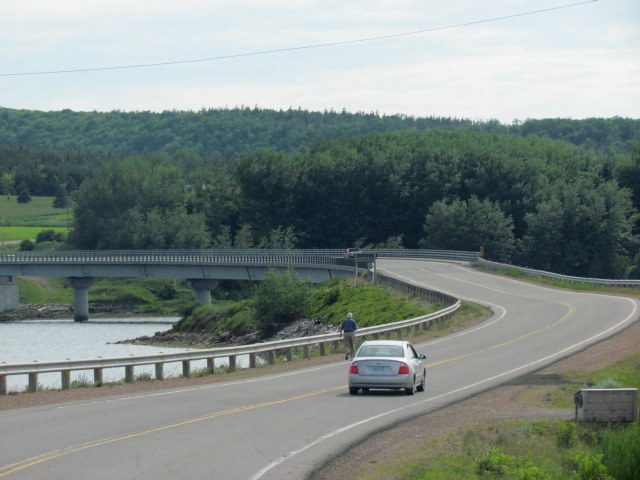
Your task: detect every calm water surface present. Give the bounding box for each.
[0,317,225,392]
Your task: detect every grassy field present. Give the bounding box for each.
[0,195,71,242]
[0,195,71,227]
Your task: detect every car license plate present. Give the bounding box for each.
[368,366,386,375]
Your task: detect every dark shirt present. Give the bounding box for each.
[341,317,357,332]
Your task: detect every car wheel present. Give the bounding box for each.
[405,377,416,395]
[349,387,359,395]
[417,369,426,392]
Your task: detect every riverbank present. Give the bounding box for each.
[0,303,164,322]
[117,317,338,349]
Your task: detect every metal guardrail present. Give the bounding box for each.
[0,248,479,264]
[0,272,460,394]
[478,259,640,288]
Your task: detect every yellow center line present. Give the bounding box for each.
[402,265,576,367]
[1,266,579,477]
[426,303,576,368]
[0,386,344,477]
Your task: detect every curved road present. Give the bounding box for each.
[1,260,638,480]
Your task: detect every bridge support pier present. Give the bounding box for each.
[186,279,219,304]
[66,277,95,322]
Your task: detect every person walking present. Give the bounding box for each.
[340,312,358,360]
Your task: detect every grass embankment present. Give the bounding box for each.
[175,277,450,339]
[477,266,640,298]
[0,195,69,242]
[365,351,640,480]
[17,276,196,314]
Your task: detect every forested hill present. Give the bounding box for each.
[0,107,638,159]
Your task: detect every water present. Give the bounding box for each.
[0,317,235,393]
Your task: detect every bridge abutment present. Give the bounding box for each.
[186,279,219,304]
[0,276,18,312]
[66,277,95,322]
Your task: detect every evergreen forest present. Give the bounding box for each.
[1,106,639,279]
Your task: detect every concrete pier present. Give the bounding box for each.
[0,276,18,312]
[186,279,219,304]
[66,277,95,322]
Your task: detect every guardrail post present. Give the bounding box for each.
[182,360,190,377]
[229,355,237,372]
[332,340,339,353]
[385,331,392,339]
[94,368,103,386]
[28,373,38,392]
[249,353,256,368]
[207,358,215,374]
[303,345,309,359]
[267,351,275,365]
[61,370,71,390]
[285,348,293,362]
[155,363,164,380]
[125,365,134,383]
[0,375,6,395]
[319,343,326,356]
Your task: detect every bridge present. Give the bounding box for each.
[0,249,481,321]
[0,249,369,321]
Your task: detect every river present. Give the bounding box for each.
[0,317,226,393]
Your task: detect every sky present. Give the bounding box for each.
[1,0,638,123]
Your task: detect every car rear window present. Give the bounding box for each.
[357,345,404,357]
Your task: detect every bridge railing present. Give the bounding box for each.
[0,272,460,394]
[0,248,479,264]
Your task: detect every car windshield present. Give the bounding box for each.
[356,345,404,358]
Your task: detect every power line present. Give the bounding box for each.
[1,0,598,77]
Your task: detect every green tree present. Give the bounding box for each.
[257,226,298,249]
[69,155,209,249]
[521,178,638,277]
[421,196,516,262]
[615,143,640,218]
[253,270,311,335]
[52,184,69,208]
[16,181,31,203]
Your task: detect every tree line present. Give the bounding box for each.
[1,107,638,199]
[64,130,640,279]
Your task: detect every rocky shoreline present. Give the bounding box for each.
[0,303,161,322]
[118,317,338,349]
[2,304,339,350]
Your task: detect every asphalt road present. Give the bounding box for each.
[1,260,638,480]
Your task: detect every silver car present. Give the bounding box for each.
[348,340,427,395]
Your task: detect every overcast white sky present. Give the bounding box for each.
[1,0,638,123]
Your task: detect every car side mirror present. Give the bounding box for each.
[418,354,427,360]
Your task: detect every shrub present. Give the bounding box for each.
[475,448,515,476]
[253,270,311,335]
[556,422,579,449]
[35,229,65,243]
[19,239,34,251]
[569,452,613,480]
